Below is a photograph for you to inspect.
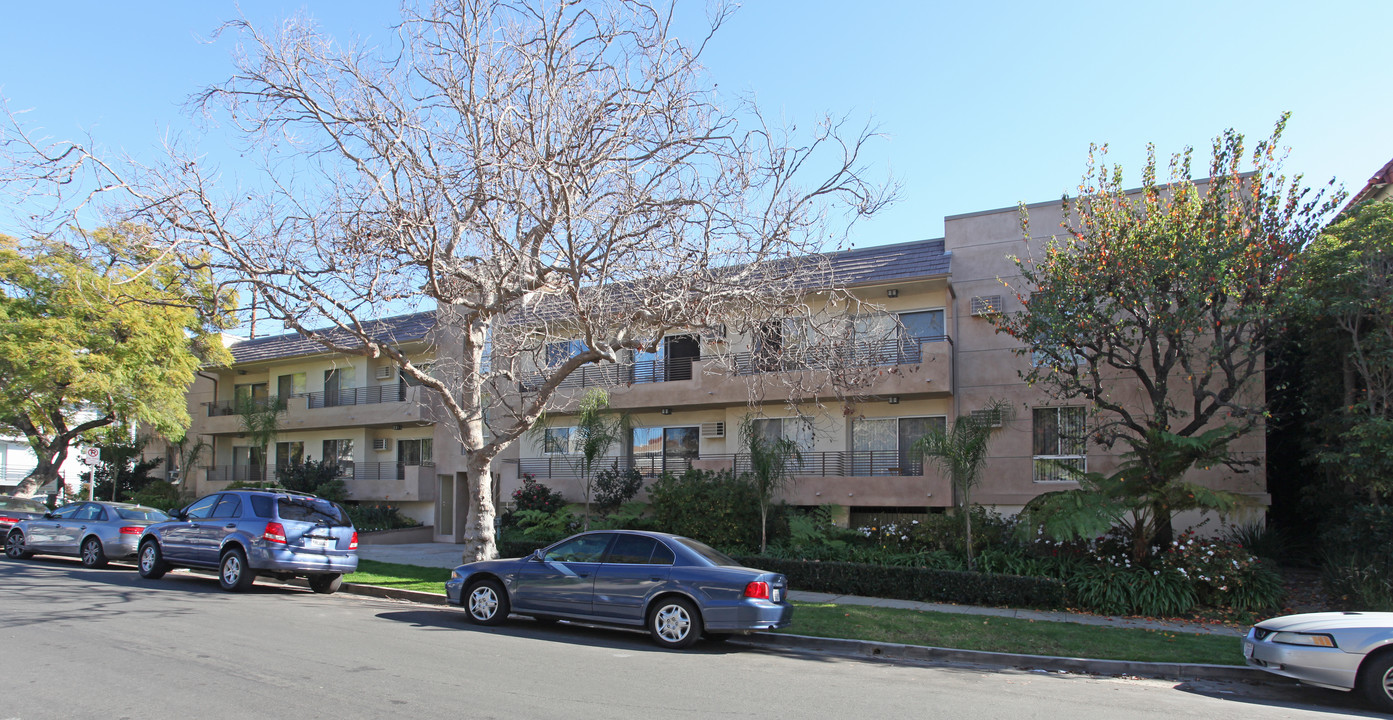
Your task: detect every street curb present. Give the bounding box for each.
[732,632,1272,684]
[330,581,1273,685]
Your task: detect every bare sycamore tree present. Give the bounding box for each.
[2,0,893,561]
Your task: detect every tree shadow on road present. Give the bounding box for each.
[374,608,751,656]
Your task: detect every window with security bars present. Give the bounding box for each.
[1032,407,1086,482]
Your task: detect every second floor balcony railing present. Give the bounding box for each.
[205,396,288,417]
[306,384,407,409]
[517,450,923,480]
[731,334,947,376]
[518,357,694,392]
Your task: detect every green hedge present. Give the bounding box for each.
[498,539,549,559]
[735,556,1067,609]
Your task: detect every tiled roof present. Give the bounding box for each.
[226,311,435,364]
[219,239,948,364]
[826,238,950,285]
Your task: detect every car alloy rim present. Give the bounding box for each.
[1383,665,1393,699]
[654,604,690,643]
[5,533,19,556]
[140,546,155,571]
[83,540,99,564]
[223,555,241,585]
[469,586,498,620]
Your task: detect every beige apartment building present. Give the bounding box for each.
[159,196,1268,541]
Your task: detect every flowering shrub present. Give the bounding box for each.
[511,474,567,515]
[1158,530,1284,612]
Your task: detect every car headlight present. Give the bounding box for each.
[1271,631,1337,648]
[450,570,460,580]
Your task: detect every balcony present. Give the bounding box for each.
[348,461,436,502]
[518,357,694,392]
[518,450,925,479]
[206,397,287,417]
[203,465,272,484]
[306,385,407,408]
[199,385,428,435]
[730,334,946,376]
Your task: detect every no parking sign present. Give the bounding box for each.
[81,446,100,465]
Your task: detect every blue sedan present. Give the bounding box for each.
[445,530,792,649]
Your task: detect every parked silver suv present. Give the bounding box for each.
[137,489,358,593]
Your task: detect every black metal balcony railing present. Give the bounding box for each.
[307,384,407,409]
[356,461,436,481]
[204,461,435,485]
[731,334,947,376]
[205,397,289,417]
[517,450,922,480]
[518,357,695,392]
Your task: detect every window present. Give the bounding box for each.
[630,426,699,476]
[73,504,103,521]
[604,534,660,564]
[323,368,355,406]
[543,427,576,455]
[900,309,945,340]
[323,439,355,478]
[212,495,242,519]
[1033,407,1087,482]
[543,534,613,563]
[275,441,304,469]
[234,383,269,407]
[851,416,946,475]
[398,438,433,466]
[277,372,306,398]
[185,494,219,519]
[546,339,587,367]
[49,504,84,520]
[751,417,816,451]
[233,446,266,483]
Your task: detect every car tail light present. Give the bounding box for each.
[744,581,771,600]
[0,516,18,524]
[349,531,358,550]
[118,526,143,535]
[263,522,287,544]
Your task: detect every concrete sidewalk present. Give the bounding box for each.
[357,542,1244,637]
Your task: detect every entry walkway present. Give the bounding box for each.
[357,542,1244,637]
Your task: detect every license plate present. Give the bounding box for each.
[304,537,334,550]
[772,588,782,602]
[1243,642,1255,659]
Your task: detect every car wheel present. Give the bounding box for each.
[218,548,256,592]
[80,537,108,568]
[308,573,343,594]
[649,597,702,650]
[463,578,509,626]
[5,530,32,560]
[137,540,167,579]
[1359,651,1393,712]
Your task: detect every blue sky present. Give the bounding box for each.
[1,1,1388,247]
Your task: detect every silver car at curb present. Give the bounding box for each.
[1243,611,1393,712]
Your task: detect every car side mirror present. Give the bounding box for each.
[530,549,545,562]
[42,512,54,519]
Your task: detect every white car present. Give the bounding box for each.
[1244,611,1393,711]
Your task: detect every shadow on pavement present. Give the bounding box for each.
[375,607,751,656]
[1172,679,1379,717]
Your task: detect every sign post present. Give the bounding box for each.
[80,446,100,500]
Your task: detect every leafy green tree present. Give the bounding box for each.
[0,230,230,497]
[533,388,630,530]
[913,402,1007,570]
[993,116,1340,547]
[85,431,163,502]
[739,414,802,553]
[1018,427,1248,561]
[275,459,348,502]
[237,393,286,481]
[1283,201,1393,502]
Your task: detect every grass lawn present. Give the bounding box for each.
[340,561,1243,665]
[345,559,451,594]
[783,602,1243,666]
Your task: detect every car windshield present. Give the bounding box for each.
[673,537,740,566]
[115,507,169,521]
[0,497,48,513]
[276,497,351,526]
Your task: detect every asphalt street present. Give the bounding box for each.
[0,557,1378,720]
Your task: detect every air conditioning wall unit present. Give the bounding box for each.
[700,421,725,438]
[970,295,1004,316]
[375,366,395,380]
[970,409,1004,428]
[372,438,391,451]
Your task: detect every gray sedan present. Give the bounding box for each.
[0,495,50,535]
[5,501,169,567]
[1244,611,1393,711]
[445,530,792,649]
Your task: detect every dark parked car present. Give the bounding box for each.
[444,530,792,649]
[5,501,168,566]
[0,496,50,536]
[137,489,358,593]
